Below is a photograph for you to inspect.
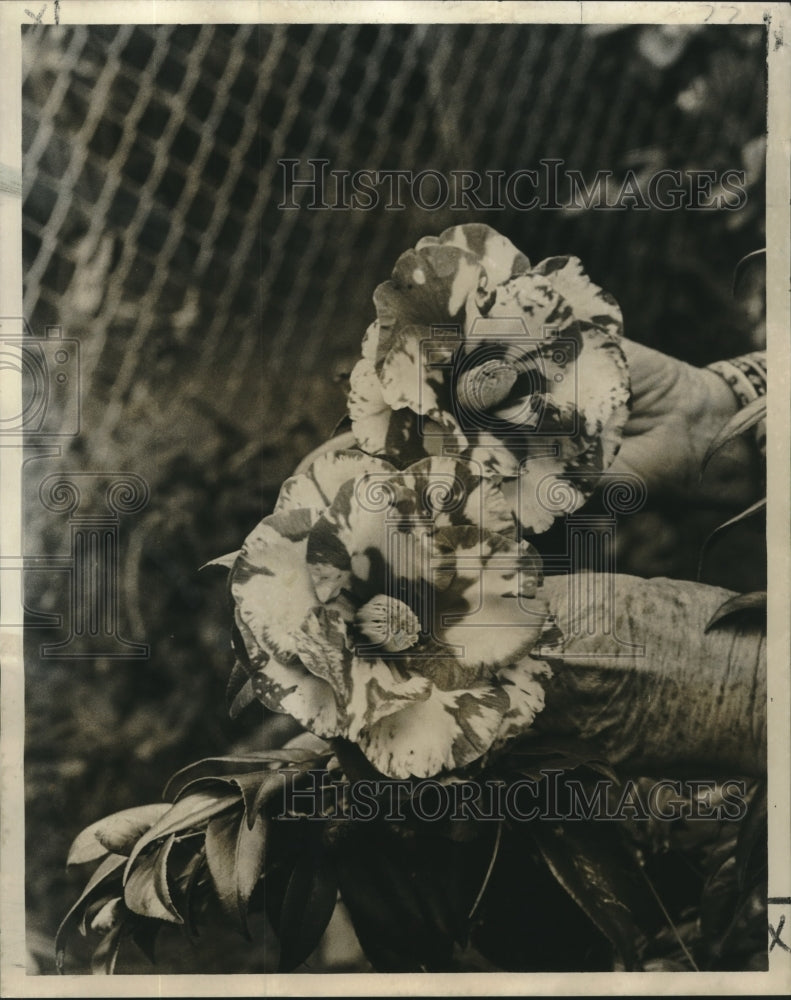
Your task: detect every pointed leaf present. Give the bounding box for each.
[68,804,173,865]
[130,919,160,965]
[699,498,766,576]
[227,659,253,710]
[702,396,767,471]
[125,835,183,924]
[163,751,327,801]
[735,782,767,891]
[89,897,123,935]
[170,772,272,826]
[173,846,206,940]
[124,790,240,882]
[705,591,767,632]
[200,551,239,570]
[205,810,269,936]
[709,498,766,539]
[249,771,292,828]
[56,853,127,969]
[532,823,646,970]
[229,678,257,719]
[732,248,765,295]
[277,851,338,971]
[90,922,124,975]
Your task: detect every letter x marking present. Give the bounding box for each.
[769,914,790,953]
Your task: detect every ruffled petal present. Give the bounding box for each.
[464,432,523,477]
[231,509,317,662]
[486,273,578,341]
[533,255,623,338]
[349,358,431,466]
[502,457,590,535]
[359,682,509,778]
[307,474,415,604]
[251,651,341,738]
[495,659,552,743]
[234,608,341,737]
[418,224,532,288]
[275,446,398,516]
[347,357,392,457]
[373,243,482,364]
[361,320,381,361]
[344,657,432,740]
[391,456,514,535]
[298,605,354,699]
[379,325,444,418]
[431,526,548,669]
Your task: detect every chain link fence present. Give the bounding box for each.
[21,21,766,972]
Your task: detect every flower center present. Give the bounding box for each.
[355,595,421,653]
[456,359,517,413]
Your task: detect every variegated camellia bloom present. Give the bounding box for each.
[348,224,630,534]
[229,449,554,779]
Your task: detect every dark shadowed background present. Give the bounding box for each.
[20,21,766,973]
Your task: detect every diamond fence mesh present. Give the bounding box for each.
[22,23,766,475]
[20,21,767,971]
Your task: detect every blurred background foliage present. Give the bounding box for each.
[21,21,766,973]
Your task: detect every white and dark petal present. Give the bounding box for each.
[430,525,549,669]
[307,475,408,604]
[486,273,577,345]
[358,682,509,779]
[418,224,532,289]
[571,331,630,446]
[379,325,440,414]
[494,659,553,743]
[533,255,624,338]
[361,320,381,361]
[501,457,589,535]
[463,432,523,478]
[343,656,432,741]
[372,243,482,367]
[233,606,342,737]
[297,605,356,700]
[378,325,463,448]
[275,440,398,517]
[346,357,392,458]
[396,456,514,535]
[251,650,342,739]
[305,512,353,604]
[231,509,318,662]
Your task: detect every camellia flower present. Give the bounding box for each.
[229,448,554,779]
[348,224,630,534]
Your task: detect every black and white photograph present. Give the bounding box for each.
[1,1,789,994]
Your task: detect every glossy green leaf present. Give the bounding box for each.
[702,396,767,471]
[229,677,257,719]
[124,790,240,882]
[699,498,766,579]
[125,834,183,924]
[130,919,160,966]
[735,782,767,892]
[277,850,338,971]
[164,751,325,803]
[56,853,127,971]
[532,823,646,970]
[90,922,124,975]
[68,804,173,865]
[705,591,767,633]
[334,824,456,971]
[205,809,268,936]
